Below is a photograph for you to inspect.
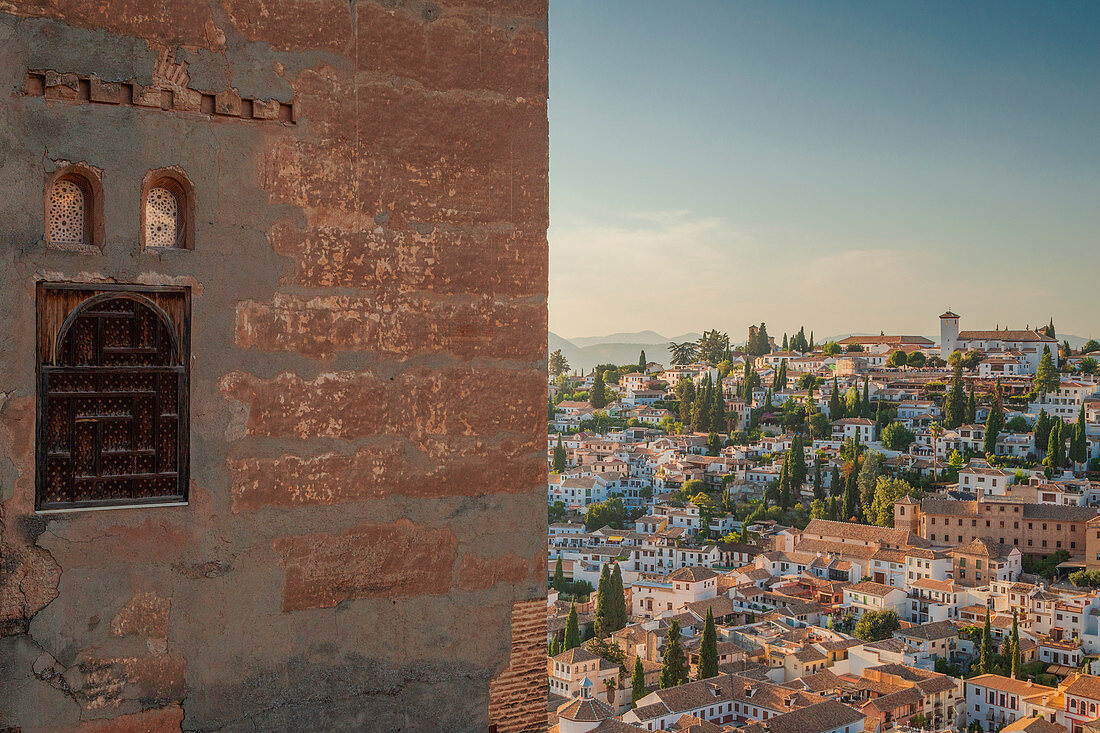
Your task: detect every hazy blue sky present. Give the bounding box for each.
[548,1,1100,342]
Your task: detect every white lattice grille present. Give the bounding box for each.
[46,180,86,244]
[145,187,179,247]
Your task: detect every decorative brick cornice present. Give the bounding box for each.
[23,50,294,124]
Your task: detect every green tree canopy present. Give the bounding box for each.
[881,422,916,452]
[697,608,719,680]
[854,610,900,641]
[659,620,689,688]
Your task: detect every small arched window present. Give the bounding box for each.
[44,166,103,248]
[141,170,194,249]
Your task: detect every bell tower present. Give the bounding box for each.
[895,495,920,535]
[940,310,960,360]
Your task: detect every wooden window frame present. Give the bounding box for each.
[35,282,191,511]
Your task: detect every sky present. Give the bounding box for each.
[547,1,1100,343]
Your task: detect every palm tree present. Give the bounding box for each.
[930,422,941,481]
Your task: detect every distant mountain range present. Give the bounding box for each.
[549,329,1093,373]
[549,331,701,372]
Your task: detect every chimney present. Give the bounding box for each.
[711,683,721,697]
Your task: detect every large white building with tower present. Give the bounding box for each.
[939,310,1058,373]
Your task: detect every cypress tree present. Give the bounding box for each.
[553,557,565,592]
[610,563,628,632]
[830,465,842,497]
[659,620,689,688]
[553,435,567,473]
[565,603,580,650]
[698,608,719,680]
[1071,406,1088,467]
[638,350,647,373]
[778,458,791,511]
[809,331,815,351]
[945,362,966,428]
[790,436,807,490]
[590,370,608,408]
[1009,609,1020,678]
[829,377,842,420]
[813,457,824,501]
[1035,346,1060,394]
[979,608,993,674]
[782,333,789,351]
[1035,409,1050,453]
[861,376,870,418]
[983,381,1003,456]
[1049,420,1065,472]
[966,388,977,424]
[632,655,646,703]
[842,456,860,521]
[595,564,611,637]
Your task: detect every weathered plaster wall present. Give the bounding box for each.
[0,2,548,731]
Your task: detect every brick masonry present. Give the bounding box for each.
[488,599,550,733]
[0,1,548,730]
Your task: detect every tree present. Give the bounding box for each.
[549,349,569,376]
[659,620,689,688]
[1048,419,1066,472]
[828,377,842,420]
[823,341,842,356]
[1009,609,1020,679]
[854,610,900,641]
[553,557,566,593]
[862,376,870,417]
[944,362,966,428]
[609,564,628,632]
[594,564,612,637]
[978,608,993,674]
[668,341,700,365]
[1044,318,1056,339]
[773,359,788,389]
[845,386,860,417]
[881,422,916,452]
[697,608,719,680]
[777,458,791,511]
[830,465,842,498]
[1035,409,1051,453]
[983,380,1004,456]
[813,457,825,501]
[1035,346,1060,394]
[857,451,884,514]
[706,431,722,457]
[697,330,730,364]
[1080,356,1098,375]
[553,435,567,472]
[869,477,912,527]
[746,323,771,357]
[632,656,646,704]
[907,351,926,368]
[782,333,789,351]
[789,437,807,491]
[966,388,977,425]
[846,343,864,352]
[638,350,647,373]
[675,378,696,424]
[564,603,580,650]
[843,454,860,521]
[1083,339,1100,355]
[590,370,608,408]
[887,350,908,368]
[585,497,626,531]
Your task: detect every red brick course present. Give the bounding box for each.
[273,519,458,611]
[489,598,548,733]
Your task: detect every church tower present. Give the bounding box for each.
[940,310,960,360]
[895,495,920,535]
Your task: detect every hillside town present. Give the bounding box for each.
[545,311,1100,733]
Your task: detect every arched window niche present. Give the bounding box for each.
[141,169,194,250]
[44,165,104,249]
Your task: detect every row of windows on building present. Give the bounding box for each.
[45,165,193,249]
